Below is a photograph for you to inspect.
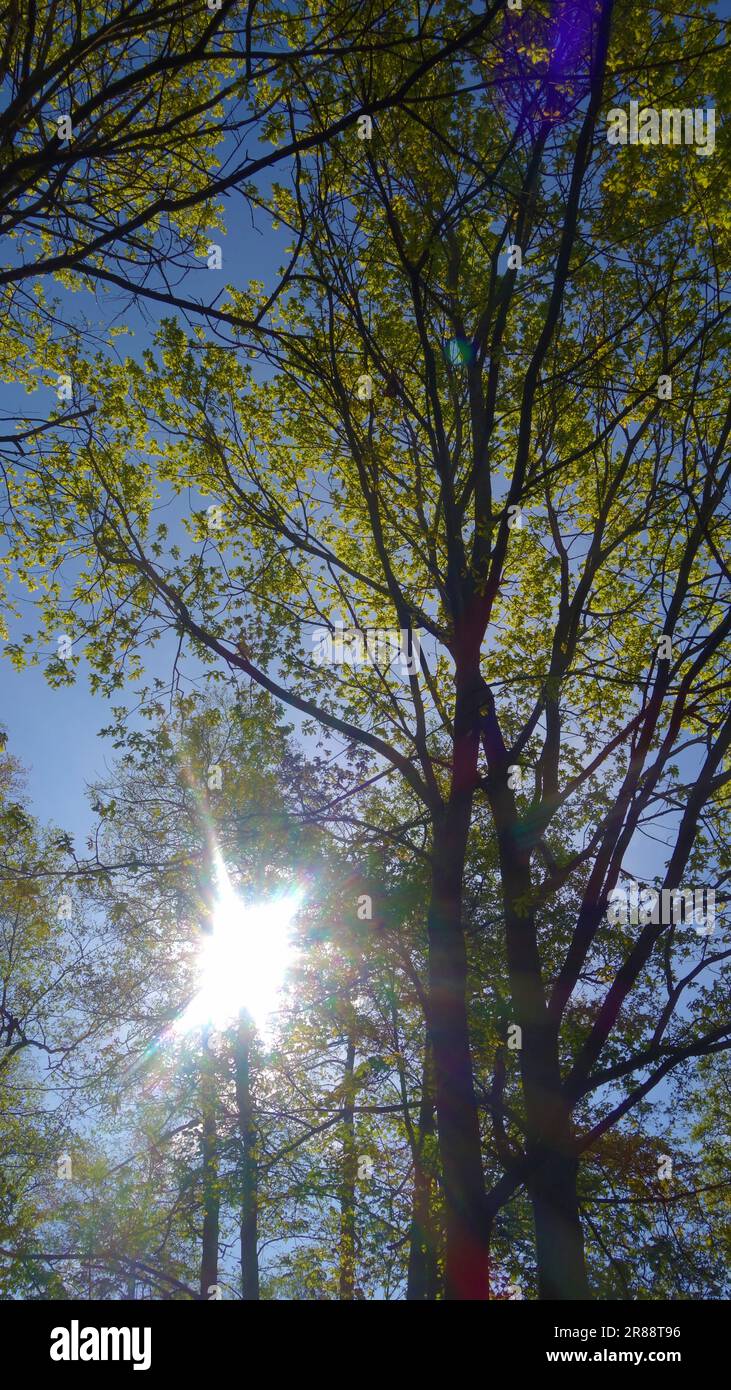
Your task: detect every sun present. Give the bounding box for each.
[175,855,303,1037]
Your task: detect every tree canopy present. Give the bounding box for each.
[0,0,729,1304]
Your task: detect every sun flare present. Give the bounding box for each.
[175,856,303,1037]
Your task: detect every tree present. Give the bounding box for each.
[0,749,172,1297]
[66,692,439,1299]
[3,0,730,1299]
[0,0,508,488]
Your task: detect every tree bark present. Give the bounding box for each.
[234,1014,260,1301]
[406,1044,439,1300]
[517,975,590,1299]
[427,796,489,1299]
[494,807,590,1300]
[339,1031,357,1300]
[520,996,589,1299]
[199,1037,220,1300]
[529,1141,588,1299]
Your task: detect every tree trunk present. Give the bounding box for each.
[405,1067,441,1295]
[529,1141,588,1300]
[427,797,489,1300]
[234,1014,259,1300]
[406,1043,439,1300]
[339,1031,357,1300]
[514,963,590,1300]
[199,1039,220,1300]
[495,815,590,1300]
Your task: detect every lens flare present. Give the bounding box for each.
[175,855,302,1037]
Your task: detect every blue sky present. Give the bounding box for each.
[2,0,728,855]
[0,176,290,841]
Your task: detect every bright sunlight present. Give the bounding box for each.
[175,854,303,1037]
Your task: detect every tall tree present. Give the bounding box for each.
[3,0,730,1298]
